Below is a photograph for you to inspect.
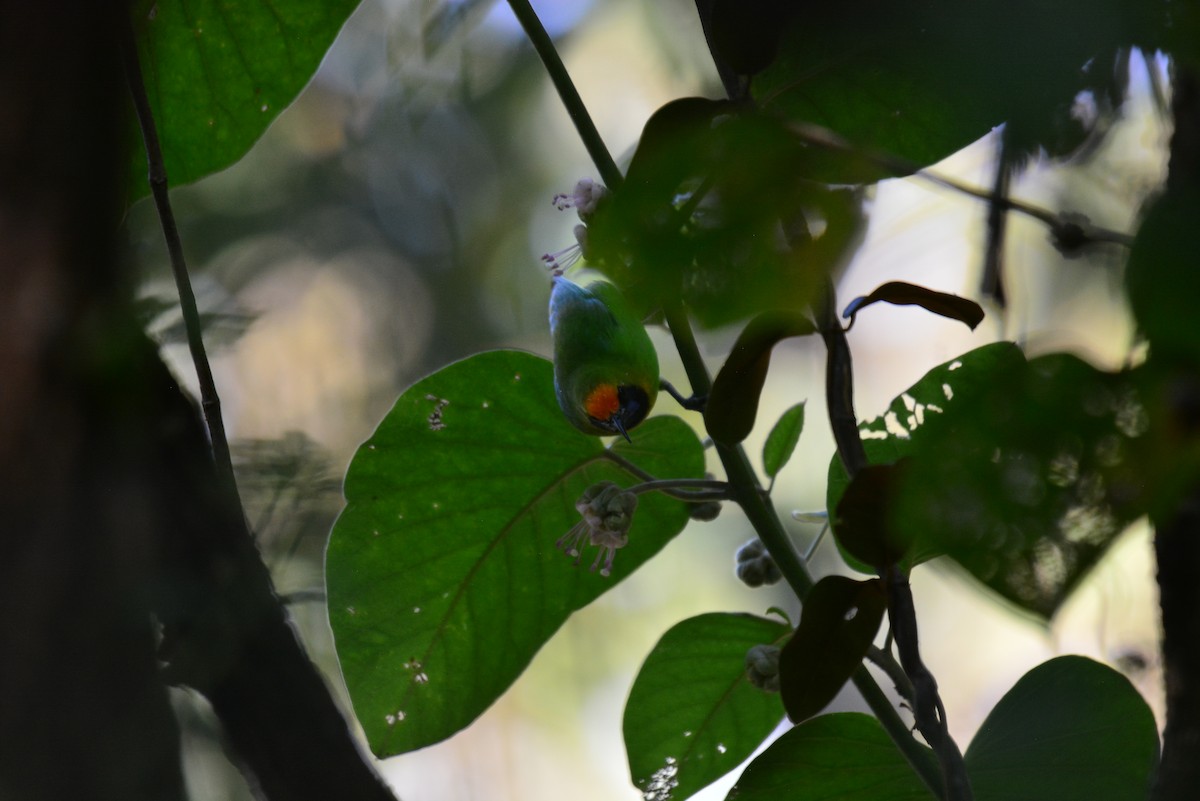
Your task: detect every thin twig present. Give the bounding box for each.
[120,20,240,501]
[788,119,1136,250]
[627,477,732,502]
[505,0,623,191]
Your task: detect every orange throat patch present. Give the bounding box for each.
[583,383,621,423]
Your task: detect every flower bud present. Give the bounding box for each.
[745,644,781,692]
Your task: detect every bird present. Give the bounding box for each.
[548,275,659,441]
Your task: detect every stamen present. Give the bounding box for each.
[541,243,582,273]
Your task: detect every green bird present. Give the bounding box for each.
[549,276,659,441]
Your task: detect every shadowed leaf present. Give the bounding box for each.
[833,462,913,572]
[965,656,1159,800]
[778,576,885,723]
[842,282,984,331]
[706,312,817,445]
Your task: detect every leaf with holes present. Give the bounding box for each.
[327,350,704,757]
[726,712,935,800]
[778,576,885,723]
[827,342,1025,573]
[624,613,788,801]
[127,0,358,199]
[894,353,1150,619]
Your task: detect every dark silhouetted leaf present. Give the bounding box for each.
[965,656,1159,800]
[707,0,797,78]
[762,402,806,479]
[842,282,985,331]
[778,576,885,723]
[1127,184,1200,365]
[127,0,358,199]
[726,712,934,800]
[327,351,704,757]
[827,342,1026,573]
[706,312,817,445]
[625,613,788,801]
[833,462,913,572]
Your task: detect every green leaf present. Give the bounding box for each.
[895,354,1150,619]
[753,0,1143,181]
[965,656,1159,800]
[127,0,358,198]
[706,311,817,446]
[726,712,935,800]
[827,342,1025,573]
[762,402,806,479]
[327,350,704,757]
[625,613,788,801]
[778,577,885,723]
[842,282,985,331]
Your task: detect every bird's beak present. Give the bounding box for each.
[611,415,632,443]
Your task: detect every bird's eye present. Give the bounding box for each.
[617,385,651,429]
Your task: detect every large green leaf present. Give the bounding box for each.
[965,656,1159,800]
[127,0,357,198]
[826,342,1026,573]
[726,713,935,800]
[327,350,704,756]
[624,613,788,801]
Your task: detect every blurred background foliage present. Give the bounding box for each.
[124,1,1171,798]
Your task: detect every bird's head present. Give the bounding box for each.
[583,382,652,442]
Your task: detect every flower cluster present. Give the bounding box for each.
[555,480,636,577]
